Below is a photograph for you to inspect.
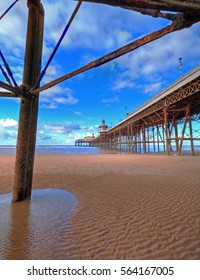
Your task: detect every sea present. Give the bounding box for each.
[0,144,199,155]
[0,145,106,155]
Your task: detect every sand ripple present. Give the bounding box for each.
[0,154,200,259]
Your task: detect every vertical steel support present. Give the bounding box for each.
[139,126,142,153]
[168,123,173,152]
[162,124,166,152]
[147,127,150,152]
[127,124,130,153]
[119,129,122,152]
[111,132,114,149]
[138,130,140,153]
[130,124,133,153]
[134,132,137,153]
[164,108,170,155]
[157,125,160,152]
[189,112,195,156]
[178,108,190,156]
[143,124,146,153]
[152,126,156,152]
[12,0,44,202]
[113,131,115,150]
[135,133,138,153]
[174,119,179,155]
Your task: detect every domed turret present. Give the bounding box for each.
[98,119,108,133]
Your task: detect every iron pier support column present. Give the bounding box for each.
[189,112,195,156]
[164,108,170,155]
[174,119,179,155]
[178,107,190,156]
[143,124,146,153]
[12,0,44,202]
[157,125,160,152]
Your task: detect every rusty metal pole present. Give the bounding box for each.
[130,124,133,153]
[143,124,146,153]
[188,113,195,156]
[157,125,160,153]
[12,0,44,202]
[164,108,170,155]
[174,118,179,155]
[178,108,190,156]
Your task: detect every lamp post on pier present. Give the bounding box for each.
[179,57,183,77]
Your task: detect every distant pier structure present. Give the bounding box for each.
[75,135,96,146]
[75,120,108,147]
[89,65,200,156]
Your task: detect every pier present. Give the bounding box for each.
[91,65,200,155]
[1,0,200,202]
[75,136,96,146]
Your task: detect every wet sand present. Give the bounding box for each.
[0,153,200,259]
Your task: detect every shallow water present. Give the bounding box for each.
[0,189,77,259]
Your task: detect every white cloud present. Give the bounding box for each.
[83,125,99,131]
[0,0,164,64]
[36,121,99,145]
[0,1,27,58]
[40,85,78,108]
[0,118,18,128]
[37,129,52,142]
[43,123,81,134]
[101,95,119,103]
[111,78,136,91]
[41,103,58,109]
[0,116,98,145]
[74,111,82,115]
[0,118,18,144]
[144,82,162,94]
[110,22,200,96]
[63,2,134,50]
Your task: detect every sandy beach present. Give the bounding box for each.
[0,153,200,260]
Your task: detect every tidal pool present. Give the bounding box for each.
[0,188,77,259]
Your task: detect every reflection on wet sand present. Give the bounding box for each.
[5,197,31,259]
[0,189,77,259]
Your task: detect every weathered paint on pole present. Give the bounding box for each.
[12,0,44,202]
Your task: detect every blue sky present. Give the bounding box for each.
[0,0,200,145]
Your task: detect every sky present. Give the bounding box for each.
[0,0,200,145]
